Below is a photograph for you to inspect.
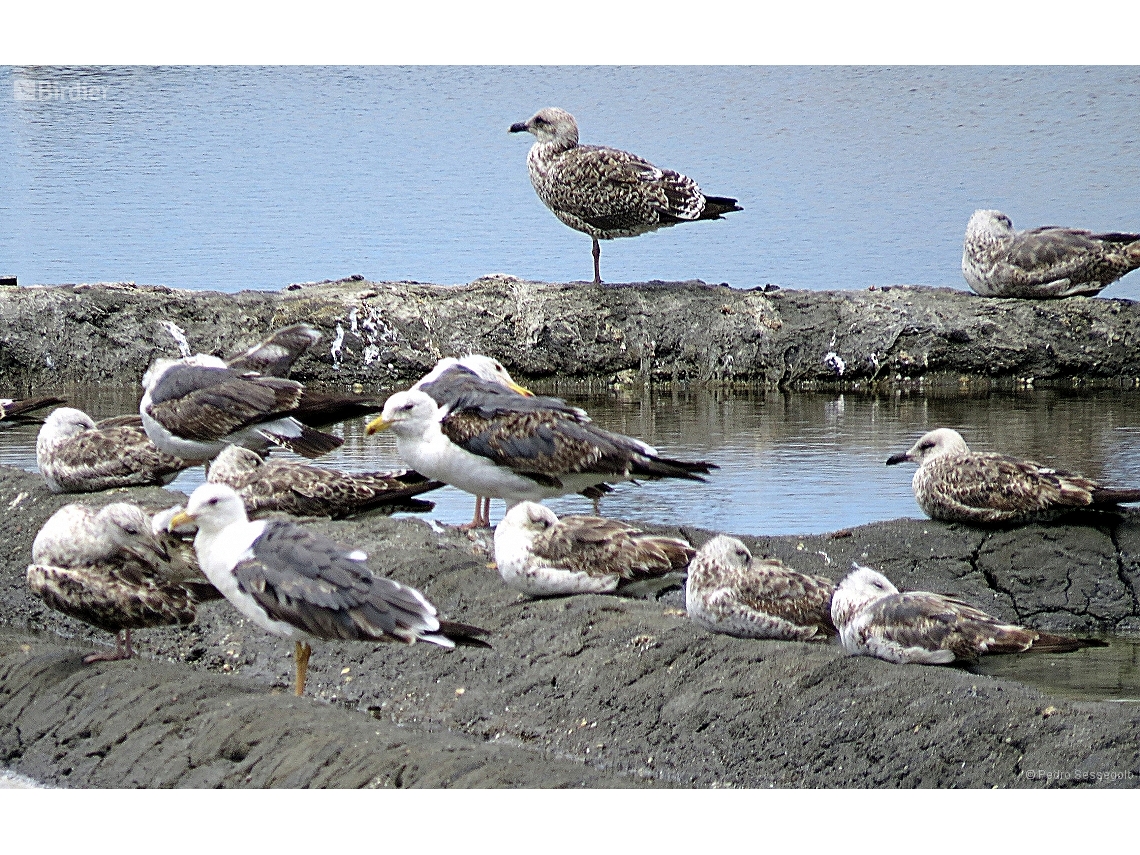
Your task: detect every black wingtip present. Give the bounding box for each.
[439,619,493,649]
[278,425,344,458]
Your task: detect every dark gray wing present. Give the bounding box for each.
[440,404,714,484]
[226,323,322,377]
[232,521,443,643]
[421,367,589,421]
[147,364,304,441]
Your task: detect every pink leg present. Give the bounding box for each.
[84,630,134,663]
[458,495,488,531]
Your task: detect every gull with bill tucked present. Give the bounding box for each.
[831,563,1105,665]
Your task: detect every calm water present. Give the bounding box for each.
[3,66,1140,295]
[6,385,1140,536]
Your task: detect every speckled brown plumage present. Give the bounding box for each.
[685,535,835,641]
[887,427,1140,525]
[207,444,442,518]
[493,502,693,596]
[27,502,221,662]
[510,107,742,283]
[832,565,1103,665]
[963,209,1140,298]
[37,407,194,494]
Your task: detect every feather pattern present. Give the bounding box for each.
[686,535,835,641]
[887,427,1140,524]
[963,209,1140,298]
[831,564,1104,664]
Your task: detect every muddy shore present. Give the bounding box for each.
[1,465,1138,788]
[3,277,1140,393]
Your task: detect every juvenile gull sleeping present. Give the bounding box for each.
[510,107,742,284]
[831,564,1104,665]
[37,407,194,493]
[170,484,490,696]
[886,427,1140,525]
[27,502,221,662]
[685,535,835,641]
[207,443,443,519]
[962,209,1140,298]
[493,501,694,596]
[366,387,715,521]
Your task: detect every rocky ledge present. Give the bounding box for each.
[1,466,1138,788]
[2,277,1140,393]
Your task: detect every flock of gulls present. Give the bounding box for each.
[7,106,1140,701]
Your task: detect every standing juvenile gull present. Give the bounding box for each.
[37,407,194,494]
[366,388,716,519]
[493,501,694,597]
[510,107,742,284]
[831,564,1105,665]
[139,356,343,462]
[27,502,221,662]
[685,535,835,641]
[169,484,490,696]
[962,209,1140,298]
[207,444,443,519]
[1,395,66,422]
[886,427,1140,525]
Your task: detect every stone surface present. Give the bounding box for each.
[2,465,1139,788]
[3,278,1140,393]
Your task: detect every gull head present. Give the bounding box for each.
[209,444,265,483]
[691,534,753,581]
[965,209,1015,242]
[37,407,96,458]
[886,428,969,467]
[498,501,558,541]
[366,390,441,437]
[172,483,249,534]
[831,563,899,629]
[509,107,579,148]
[457,354,533,396]
[98,502,170,567]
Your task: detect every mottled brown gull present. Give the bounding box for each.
[169,484,490,696]
[27,502,221,662]
[685,535,835,641]
[962,209,1140,298]
[510,107,742,284]
[493,501,694,597]
[831,564,1104,665]
[886,427,1140,525]
[37,407,194,494]
[207,443,443,519]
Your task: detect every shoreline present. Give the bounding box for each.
[2,465,1138,788]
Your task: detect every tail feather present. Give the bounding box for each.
[293,391,385,429]
[268,424,343,458]
[700,195,743,220]
[1,395,66,420]
[437,619,493,649]
[1091,487,1140,506]
[1031,632,1109,654]
[631,456,719,482]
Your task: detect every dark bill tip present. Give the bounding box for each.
[885,452,909,466]
[508,121,528,133]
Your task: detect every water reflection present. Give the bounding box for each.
[4,385,1140,535]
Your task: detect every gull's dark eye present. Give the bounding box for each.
[919,441,934,451]
[734,547,749,561]
[534,116,548,127]
[401,402,414,411]
[207,497,218,506]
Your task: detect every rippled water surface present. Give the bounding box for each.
[3,66,1140,295]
